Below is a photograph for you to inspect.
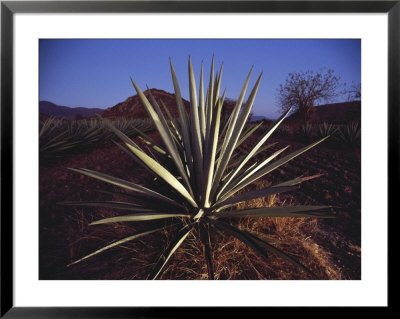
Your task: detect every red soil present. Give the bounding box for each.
[39,128,361,280]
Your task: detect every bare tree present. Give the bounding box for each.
[345,82,361,101]
[278,69,340,124]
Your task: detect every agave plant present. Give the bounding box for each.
[62,57,332,279]
[315,122,338,139]
[336,121,361,144]
[39,117,80,157]
[276,124,291,136]
[297,122,314,140]
[40,117,154,159]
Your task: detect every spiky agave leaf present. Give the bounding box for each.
[216,107,292,198]
[208,218,271,262]
[233,121,264,152]
[67,223,181,267]
[242,230,317,278]
[147,223,195,280]
[199,223,214,280]
[66,57,333,279]
[210,205,333,219]
[218,136,330,202]
[210,72,263,202]
[211,184,299,211]
[58,200,153,212]
[89,212,189,225]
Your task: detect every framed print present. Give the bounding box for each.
[1,0,396,317]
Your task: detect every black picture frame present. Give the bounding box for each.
[1,1,395,317]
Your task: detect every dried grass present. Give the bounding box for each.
[66,178,344,280]
[159,180,344,280]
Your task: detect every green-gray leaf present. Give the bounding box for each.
[68,168,185,210]
[148,224,194,279]
[211,205,333,218]
[90,212,189,225]
[67,223,180,267]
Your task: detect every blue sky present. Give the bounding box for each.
[39,39,360,119]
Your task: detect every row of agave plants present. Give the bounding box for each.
[60,57,334,280]
[296,122,361,144]
[39,117,154,159]
[267,121,361,145]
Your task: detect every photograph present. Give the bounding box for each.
[2,0,395,313]
[38,38,361,280]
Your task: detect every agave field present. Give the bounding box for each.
[39,58,361,280]
[295,122,361,145]
[39,117,154,161]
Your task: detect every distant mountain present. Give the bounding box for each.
[40,89,238,121]
[39,101,103,119]
[285,101,361,124]
[101,88,190,119]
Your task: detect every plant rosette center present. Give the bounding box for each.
[193,208,207,221]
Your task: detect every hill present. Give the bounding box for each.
[285,101,361,124]
[40,90,239,122]
[101,89,190,119]
[39,101,103,119]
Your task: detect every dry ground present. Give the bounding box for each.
[39,129,361,280]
